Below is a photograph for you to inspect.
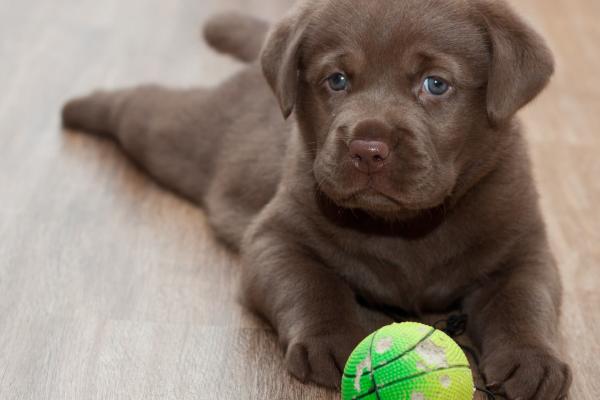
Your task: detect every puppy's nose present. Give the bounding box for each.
[349,140,390,173]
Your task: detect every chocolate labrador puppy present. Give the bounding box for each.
[62,0,572,398]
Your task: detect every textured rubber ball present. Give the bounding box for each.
[341,322,475,400]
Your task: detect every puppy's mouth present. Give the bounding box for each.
[344,184,404,203]
[339,187,403,208]
[314,187,450,239]
[322,180,447,215]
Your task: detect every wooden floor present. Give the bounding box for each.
[0,0,598,399]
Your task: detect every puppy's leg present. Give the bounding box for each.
[62,89,126,137]
[203,12,269,63]
[241,208,380,389]
[62,86,220,203]
[463,244,572,399]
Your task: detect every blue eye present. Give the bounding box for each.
[327,72,349,91]
[423,76,450,95]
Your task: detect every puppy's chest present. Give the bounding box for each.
[330,236,473,312]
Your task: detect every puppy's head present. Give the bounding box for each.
[262,0,553,218]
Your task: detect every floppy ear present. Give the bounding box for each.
[260,5,311,119]
[476,0,555,124]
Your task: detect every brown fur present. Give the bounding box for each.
[62,0,572,398]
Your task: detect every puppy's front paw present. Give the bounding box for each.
[284,325,367,389]
[482,345,572,399]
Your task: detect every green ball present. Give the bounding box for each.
[341,322,474,400]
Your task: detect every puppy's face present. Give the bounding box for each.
[302,0,489,214]
[262,0,553,218]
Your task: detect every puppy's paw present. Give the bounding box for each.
[482,345,572,399]
[284,326,367,389]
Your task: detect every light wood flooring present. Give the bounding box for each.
[0,0,598,398]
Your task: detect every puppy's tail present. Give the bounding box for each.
[203,12,269,63]
[61,90,127,137]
